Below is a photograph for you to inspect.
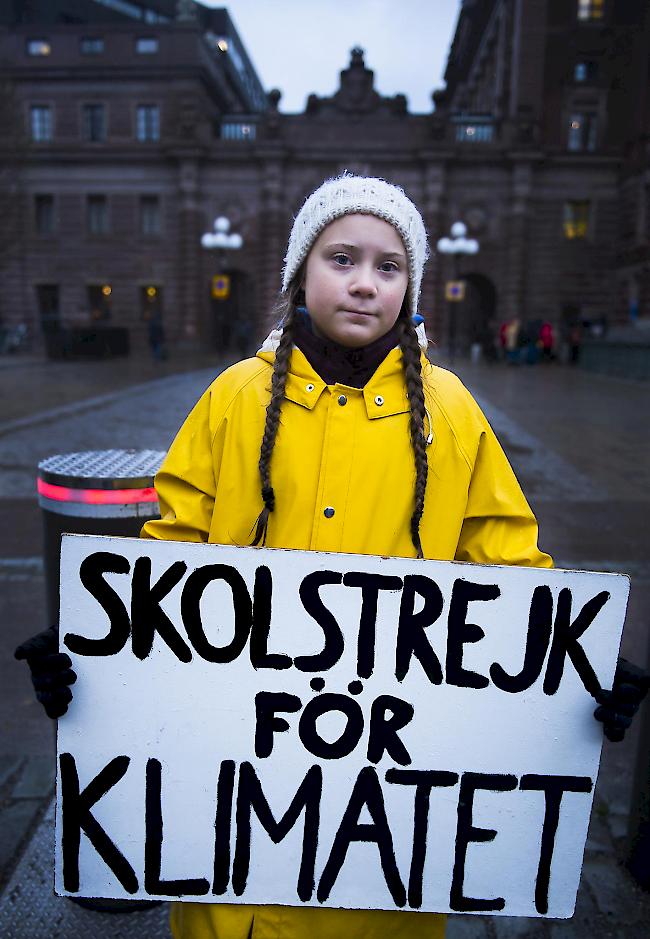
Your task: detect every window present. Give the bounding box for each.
[27,39,51,56]
[80,37,104,54]
[30,105,53,142]
[34,195,55,234]
[454,122,494,143]
[450,114,495,144]
[136,104,160,141]
[94,0,143,17]
[136,37,158,54]
[220,122,256,141]
[564,201,591,239]
[83,104,106,142]
[568,111,598,151]
[574,61,598,82]
[87,284,112,321]
[140,195,161,235]
[92,0,170,21]
[86,195,109,235]
[577,0,604,21]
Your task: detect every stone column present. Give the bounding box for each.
[503,162,532,321]
[421,160,447,344]
[177,157,204,345]
[258,159,285,327]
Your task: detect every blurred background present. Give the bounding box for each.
[0,0,648,372]
[0,1,649,937]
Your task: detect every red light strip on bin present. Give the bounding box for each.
[37,478,158,505]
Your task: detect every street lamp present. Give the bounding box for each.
[200,215,244,348]
[201,215,244,253]
[436,222,479,362]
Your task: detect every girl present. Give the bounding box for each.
[142,174,553,939]
[16,175,646,939]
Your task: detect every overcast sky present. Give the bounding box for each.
[203,0,462,114]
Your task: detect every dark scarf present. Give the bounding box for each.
[292,312,402,388]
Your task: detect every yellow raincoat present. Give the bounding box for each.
[143,344,552,939]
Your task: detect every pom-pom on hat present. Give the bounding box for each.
[282,174,429,315]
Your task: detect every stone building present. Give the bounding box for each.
[0,0,648,357]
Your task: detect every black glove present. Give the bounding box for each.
[15,624,76,719]
[594,657,650,743]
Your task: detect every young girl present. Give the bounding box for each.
[16,174,647,939]
[141,174,553,939]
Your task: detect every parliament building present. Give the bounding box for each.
[0,0,648,360]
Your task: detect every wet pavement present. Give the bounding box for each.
[0,349,649,937]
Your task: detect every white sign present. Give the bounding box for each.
[55,534,628,918]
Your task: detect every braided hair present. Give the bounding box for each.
[252,288,430,557]
[398,315,429,558]
[251,283,300,546]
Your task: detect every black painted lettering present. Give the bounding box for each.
[386,768,459,908]
[446,580,499,689]
[212,760,236,894]
[131,558,191,662]
[255,691,302,758]
[181,564,252,663]
[490,586,553,692]
[367,695,414,766]
[395,575,444,683]
[250,565,292,670]
[342,572,403,679]
[298,693,364,760]
[294,571,344,672]
[64,552,131,656]
[145,758,209,896]
[543,589,608,696]
[59,751,137,894]
[232,762,322,902]
[318,766,406,907]
[520,774,593,914]
[450,771,517,912]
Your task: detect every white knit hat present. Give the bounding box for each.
[282,174,429,315]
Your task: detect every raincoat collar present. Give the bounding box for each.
[256,343,411,418]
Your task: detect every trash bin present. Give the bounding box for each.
[37,449,166,914]
[38,449,166,624]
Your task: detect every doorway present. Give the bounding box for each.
[210,269,256,355]
[35,284,60,334]
[457,273,498,357]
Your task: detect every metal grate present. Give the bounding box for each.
[38,449,166,490]
[0,800,172,938]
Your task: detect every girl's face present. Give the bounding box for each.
[303,213,409,348]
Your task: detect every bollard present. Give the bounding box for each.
[626,640,650,890]
[38,448,165,625]
[37,448,165,913]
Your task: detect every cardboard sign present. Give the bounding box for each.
[55,534,629,918]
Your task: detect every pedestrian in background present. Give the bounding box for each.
[15,175,648,939]
[539,320,554,362]
[146,308,167,361]
[569,321,582,364]
[504,316,521,364]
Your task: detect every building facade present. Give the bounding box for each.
[0,0,648,355]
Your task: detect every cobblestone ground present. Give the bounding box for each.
[0,350,649,937]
